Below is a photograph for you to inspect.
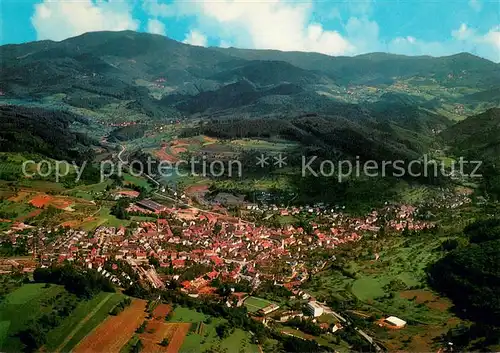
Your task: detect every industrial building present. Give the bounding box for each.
[306,301,324,317]
[136,199,167,213]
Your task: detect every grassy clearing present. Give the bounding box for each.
[3,283,48,304]
[80,206,131,231]
[172,307,259,353]
[0,322,10,348]
[18,180,67,192]
[231,138,298,151]
[0,283,67,352]
[351,277,386,301]
[119,334,140,353]
[243,296,275,313]
[123,173,152,191]
[64,181,111,201]
[170,306,207,323]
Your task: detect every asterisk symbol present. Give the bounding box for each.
[256,154,269,168]
[274,153,287,168]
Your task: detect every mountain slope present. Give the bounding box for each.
[0,105,95,163]
[441,108,500,160]
[213,48,500,87]
[2,31,499,98]
[0,30,497,139]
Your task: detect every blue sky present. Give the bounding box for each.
[1,0,499,62]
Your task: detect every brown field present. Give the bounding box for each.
[155,147,178,162]
[382,318,461,352]
[152,303,172,320]
[400,289,452,312]
[60,220,81,227]
[165,323,190,353]
[202,136,217,144]
[8,191,31,202]
[172,146,187,154]
[29,193,74,209]
[29,194,53,208]
[185,184,209,195]
[139,322,190,353]
[49,197,74,209]
[73,299,148,353]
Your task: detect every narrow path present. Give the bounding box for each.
[54,292,114,353]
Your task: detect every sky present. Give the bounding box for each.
[0,0,499,62]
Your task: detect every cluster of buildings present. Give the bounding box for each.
[1,187,471,296]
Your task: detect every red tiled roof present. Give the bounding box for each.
[210,256,224,266]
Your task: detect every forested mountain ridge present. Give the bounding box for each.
[0,30,498,166]
[1,30,498,120]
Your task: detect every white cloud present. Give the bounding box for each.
[452,23,475,41]
[143,0,176,18]
[385,24,500,62]
[143,0,498,62]
[151,0,353,56]
[346,0,374,16]
[451,23,500,61]
[481,26,500,51]
[345,16,379,54]
[469,0,482,12]
[388,37,448,57]
[31,0,139,41]
[147,19,166,36]
[183,30,208,47]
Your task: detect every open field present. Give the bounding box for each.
[169,306,206,323]
[73,299,147,353]
[351,277,386,301]
[152,303,172,319]
[1,187,100,228]
[29,193,74,210]
[0,283,68,352]
[64,181,111,201]
[123,173,152,191]
[80,206,131,231]
[304,229,466,351]
[230,138,299,151]
[169,306,259,353]
[140,321,191,353]
[243,296,275,313]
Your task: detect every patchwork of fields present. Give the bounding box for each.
[49,292,125,352]
[0,284,132,353]
[303,231,462,351]
[73,299,148,353]
[0,284,72,352]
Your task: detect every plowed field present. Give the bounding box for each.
[139,322,190,353]
[73,299,147,353]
